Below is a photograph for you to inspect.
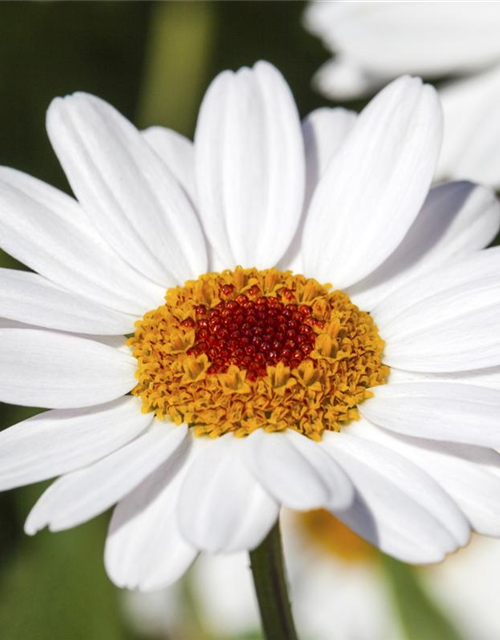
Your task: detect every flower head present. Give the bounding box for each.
[1,61,500,591]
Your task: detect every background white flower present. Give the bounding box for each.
[305,1,500,188]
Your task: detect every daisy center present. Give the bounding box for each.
[187,288,317,380]
[128,268,388,440]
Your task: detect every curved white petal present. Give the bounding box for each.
[242,429,353,512]
[302,107,357,205]
[375,246,500,325]
[354,420,500,537]
[348,182,500,310]
[25,423,187,534]
[47,92,207,285]
[303,76,442,288]
[191,553,259,638]
[361,382,500,449]
[389,366,500,392]
[311,55,388,101]
[142,127,195,203]
[195,61,305,267]
[105,445,197,591]
[0,397,151,491]
[0,329,136,408]
[378,261,500,373]
[439,66,500,188]
[305,2,500,79]
[322,431,470,563]
[178,434,279,552]
[279,107,356,273]
[123,590,183,638]
[0,268,137,335]
[0,167,164,315]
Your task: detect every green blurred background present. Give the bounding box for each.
[0,2,476,639]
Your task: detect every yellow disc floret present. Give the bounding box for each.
[128,267,388,440]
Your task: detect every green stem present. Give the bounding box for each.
[249,519,299,640]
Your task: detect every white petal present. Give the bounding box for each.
[305,2,500,79]
[25,423,188,534]
[123,589,182,638]
[311,55,388,101]
[0,167,164,315]
[242,429,353,512]
[47,93,207,285]
[302,107,357,205]
[439,66,500,188]
[280,105,356,274]
[377,251,500,371]
[142,127,195,202]
[355,420,500,537]
[322,431,470,563]
[105,448,197,591]
[192,553,259,638]
[303,76,442,288]
[0,397,151,491]
[361,382,500,449]
[375,246,500,326]
[348,182,500,310]
[178,434,279,552]
[389,366,500,392]
[0,329,136,408]
[195,61,305,267]
[0,268,137,335]
[282,107,357,278]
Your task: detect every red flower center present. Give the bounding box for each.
[184,285,319,380]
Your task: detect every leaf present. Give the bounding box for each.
[0,485,132,640]
[381,554,463,640]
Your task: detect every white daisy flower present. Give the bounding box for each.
[284,511,401,640]
[0,61,500,599]
[304,1,500,187]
